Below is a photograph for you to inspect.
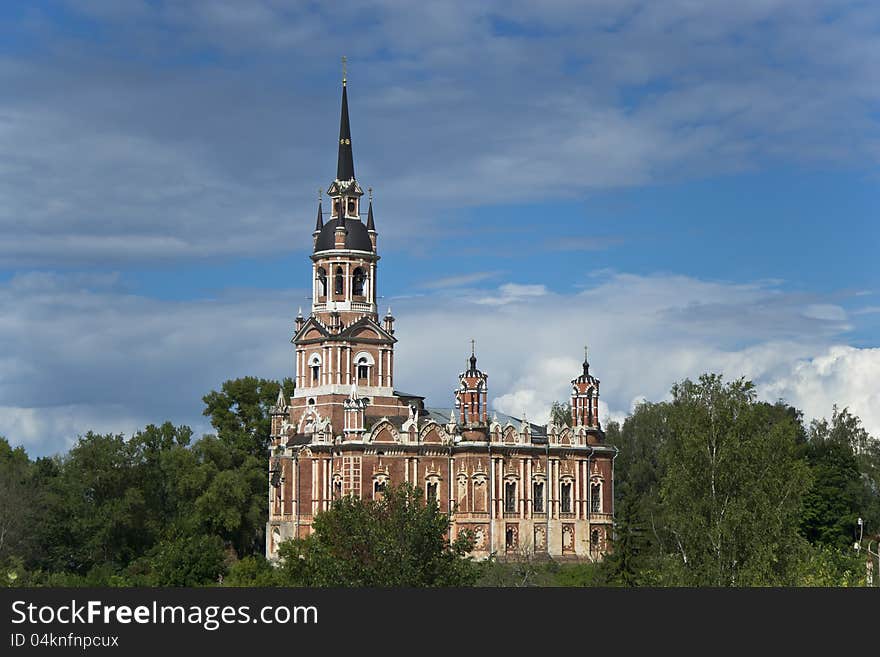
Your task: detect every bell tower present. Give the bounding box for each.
[289,66,401,438]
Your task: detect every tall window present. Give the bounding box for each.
[532,481,544,513]
[334,267,344,295]
[374,480,386,499]
[426,482,438,505]
[591,483,601,513]
[561,482,572,513]
[333,479,342,499]
[317,267,327,297]
[591,529,600,551]
[309,355,321,384]
[347,198,356,216]
[504,481,516,513]
[357,357,369,383]
[352,267,365,296]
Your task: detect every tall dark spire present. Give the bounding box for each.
[366,188,375,231]
[336,62,355,181]
[314,197,324,233]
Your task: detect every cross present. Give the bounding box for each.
[584,345,588,362]
[342,55,347,84]
[471,339,475,356]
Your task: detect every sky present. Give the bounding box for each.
[1,0,878,456]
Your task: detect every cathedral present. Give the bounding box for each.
[266,74,616,561]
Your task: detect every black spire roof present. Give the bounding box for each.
[336,82,355,181]
[366,198,375,231]
[314,199,323,232]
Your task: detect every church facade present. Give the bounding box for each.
[267,76,616,561]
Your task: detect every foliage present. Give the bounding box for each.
[202,376,294,458]
[659,376,812,585]
[802,407,880,550]
[276,483,478,587]
[2,372,877,588]
[549,401,572,428]
[224,555,282,587]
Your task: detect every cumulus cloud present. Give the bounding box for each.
[0,270,876,455]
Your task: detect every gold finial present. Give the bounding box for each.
[368,186,373,201]
[342,55,347,86]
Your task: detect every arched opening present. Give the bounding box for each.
[504,481,516,513]
[316,267,327,298]
[347,197,357,216]
[532,480,544,513]
[352,267,365,296]
[334,267,344,296]
[426,481,438,505]
[354,352,374,386]
[309,354,321,384]
[591,529,600,552]
[561,481,572,514]
[591,483,601,513]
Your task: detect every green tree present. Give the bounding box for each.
[802,407,878,550]
[148,534,227,586]
[0,438,36,565]
[659,375,812,586]
[202,376,295,457]
[549,401,572,427]
[276,483,477,586]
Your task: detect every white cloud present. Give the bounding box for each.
[761,346,880,435]
[0,270,876,455]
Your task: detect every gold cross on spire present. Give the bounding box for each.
[342,55,347,86]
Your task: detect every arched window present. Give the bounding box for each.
[352,267,365,296]
[373,479,387,499]
[334,267,344,295]
[426,482,438,505]
[532,481,544,513]
[561,482,572,513]
[309,354,321,384]
[354,352,374,385]
[504,481,516,513]
[591,483,601,513]
[316,267,327,297]
[333,198,342,218]
[347,198,356,216]
[591,529,600,552]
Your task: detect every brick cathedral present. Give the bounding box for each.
[267,74,616,560]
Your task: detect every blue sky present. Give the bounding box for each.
[1,1,878,455]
